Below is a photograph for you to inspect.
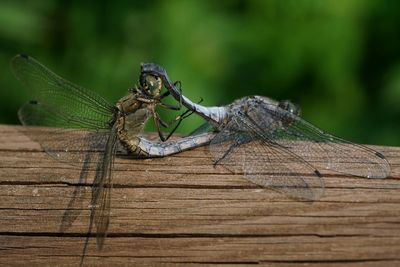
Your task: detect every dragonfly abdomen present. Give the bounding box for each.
[131,133,215,157]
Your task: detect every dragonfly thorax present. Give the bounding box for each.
[116,92,143,115]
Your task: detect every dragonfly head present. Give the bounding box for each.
[140,74,163,97]
[278,100,301,116]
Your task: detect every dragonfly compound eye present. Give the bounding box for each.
[143,75,162,97]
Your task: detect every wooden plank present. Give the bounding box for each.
[1,124,400,266]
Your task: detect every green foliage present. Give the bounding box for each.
[1,0,399,145]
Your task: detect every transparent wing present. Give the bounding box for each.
[18,101,110,166]
[13,54,115,166]
[91,127,118,250]
[210,117,324,200]
[11,54,114,128]
[93,172,112,250]
[80,128,117,258]
[189,122,216,136]
[245,102,390,179]
[12,54,119,252]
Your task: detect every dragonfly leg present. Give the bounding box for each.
[158,81,183,110]
[153,108,194,142]
[159,94,203,111]
[158,90,170,99]
[158,102,181,111]
[154,96,204,141]
[162,109,196,141]
[153,112,169,142]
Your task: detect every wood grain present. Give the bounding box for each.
[1,125,400,266]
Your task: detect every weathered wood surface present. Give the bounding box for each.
[1,124,400,266]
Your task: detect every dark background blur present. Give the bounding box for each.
[1,0,400,145]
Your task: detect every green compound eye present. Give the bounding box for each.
[144,75,162,96]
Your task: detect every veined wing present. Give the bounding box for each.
[78,126,118,265]
[13,54,120,255]
[12,54,115,165]
[91,125,118,251]
[11,54,114,128]
[18,98,110,166]
[245,101,390,179]
[210,116,324,200]
[189,122,216,136]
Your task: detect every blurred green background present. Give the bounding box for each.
[1,0,400,145]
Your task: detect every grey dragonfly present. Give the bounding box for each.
[11,55,215,251]
[141,63,391,200]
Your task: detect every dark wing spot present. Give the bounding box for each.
[28,100,38,105]
[19,54,29,59]
[314,170,322,177]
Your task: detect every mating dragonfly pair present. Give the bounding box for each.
[12,55,390,250]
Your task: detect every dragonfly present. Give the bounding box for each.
[141,63,391,200]
[11,55,216,252]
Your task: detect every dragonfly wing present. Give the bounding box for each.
[12,54,119,251]
[210,117,324,200]
[11,54,114,128]
[246,101,390,179]
[13,54,115,166]
[189,122,216,136]
[18,101,110,166]
[92,127,118,250]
